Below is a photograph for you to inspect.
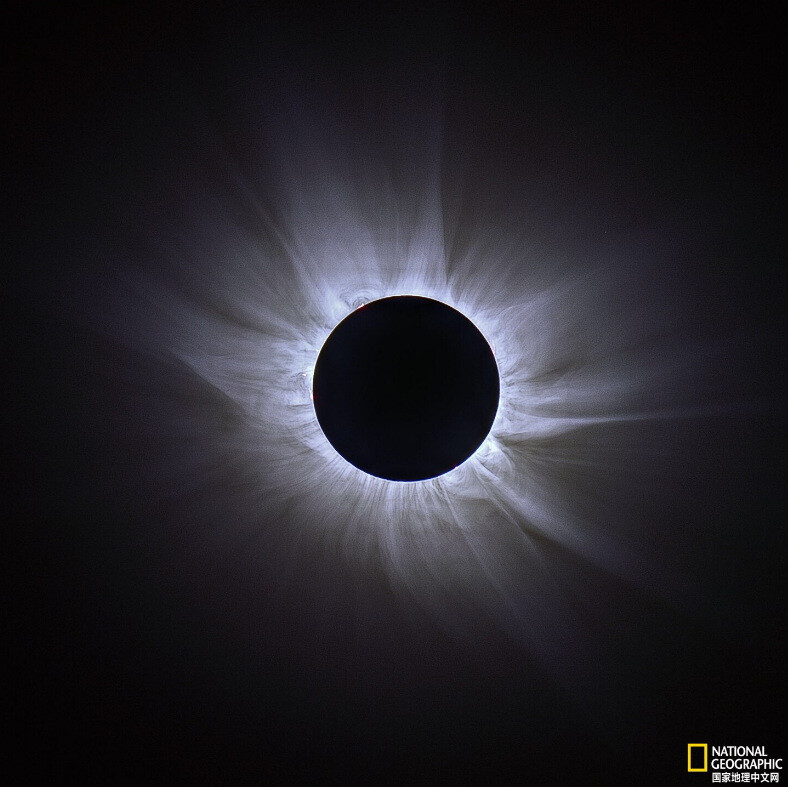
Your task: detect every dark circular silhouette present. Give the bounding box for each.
[313,296,499,481]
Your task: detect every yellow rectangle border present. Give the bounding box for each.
[687,743,708,772]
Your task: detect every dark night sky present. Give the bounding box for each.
[5,3,784,783]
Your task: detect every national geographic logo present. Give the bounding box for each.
[688,744,782,781]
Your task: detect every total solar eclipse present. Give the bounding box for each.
[312,296,500,481]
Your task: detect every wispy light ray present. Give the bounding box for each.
[75,76,755,697]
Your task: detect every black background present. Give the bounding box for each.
[5,2,783,783]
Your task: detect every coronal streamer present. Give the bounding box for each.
[80,73,750,701]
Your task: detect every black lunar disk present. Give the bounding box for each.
[312,296,500,481]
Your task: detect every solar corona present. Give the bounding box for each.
[76,51,766,733]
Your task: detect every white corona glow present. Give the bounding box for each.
[80,83,747,687]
